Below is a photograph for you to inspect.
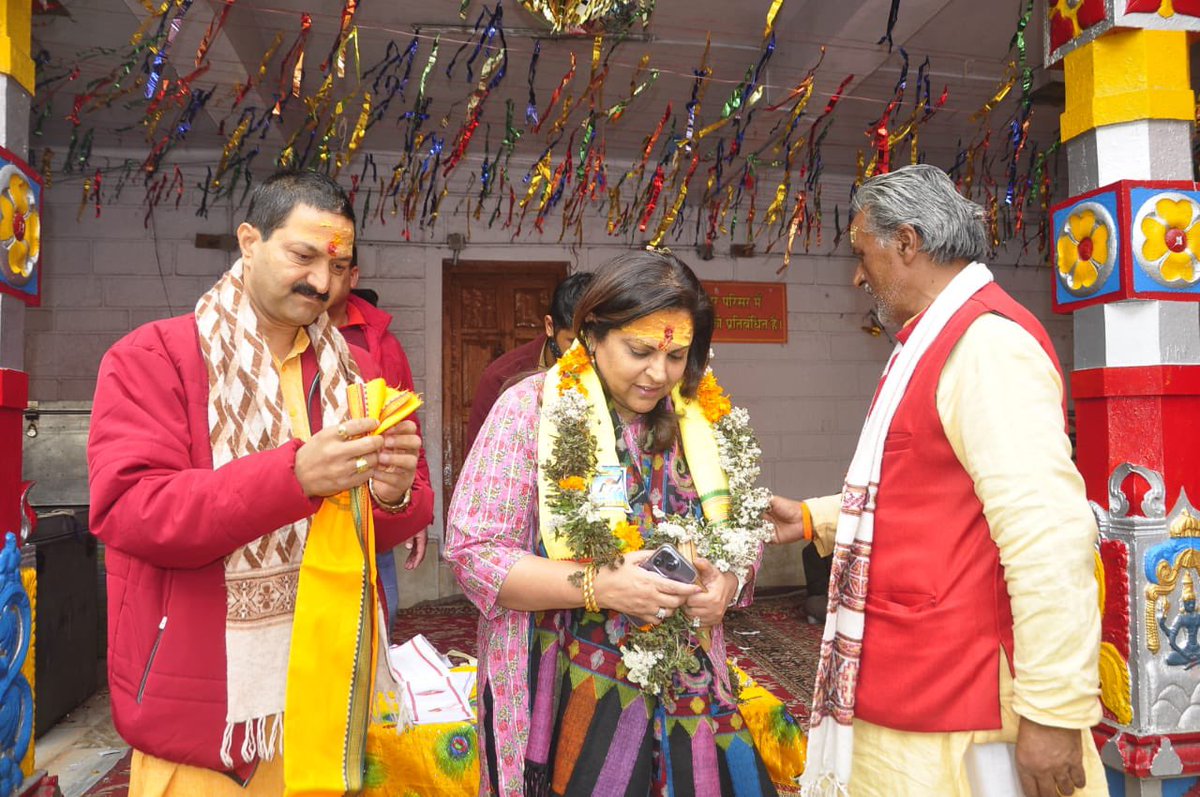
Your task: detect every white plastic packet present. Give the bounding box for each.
[964,742,1023,797]
[388,635,475,725]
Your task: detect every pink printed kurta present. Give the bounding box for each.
[443,373,750,797]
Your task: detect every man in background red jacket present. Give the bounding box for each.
[327,247,432,629]
[464,271,593,453]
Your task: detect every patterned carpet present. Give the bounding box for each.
[83,590,821,796]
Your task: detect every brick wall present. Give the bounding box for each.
[28,172,1072,606]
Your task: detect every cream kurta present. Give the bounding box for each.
[806,313,1106,796]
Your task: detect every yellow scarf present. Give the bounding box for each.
[283,379,421,797]
[535,342,731,561]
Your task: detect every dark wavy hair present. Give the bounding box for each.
[245,170,354,240]
[572,250,714,452]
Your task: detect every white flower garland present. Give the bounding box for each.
[545,366,774,696]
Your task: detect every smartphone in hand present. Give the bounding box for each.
[639,543,699,584]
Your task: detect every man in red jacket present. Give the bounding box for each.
[326,247,431,629]
[768,165,1103,797]
[88,171,434,796]
[464,271,593,453]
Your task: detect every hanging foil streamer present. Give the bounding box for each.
[145,0,196,100]
[877,0,902,51]
[273,12,312,112]
[526,41,541,126]
[649,152,700,246]
[606,55,657,123]
[235,31,282,108]
[536,52,576,134]
[195,0,236,67]
[320,0,360,76]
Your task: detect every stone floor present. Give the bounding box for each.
[35,689,126,797]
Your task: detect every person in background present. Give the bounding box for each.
[769,164,1104,797]
[326,245,433,629]
[464,271,594,452]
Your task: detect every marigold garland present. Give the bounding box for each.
[696,371,733,423]
[614,520,644,552]
[556,344,592,396]
[558,476,586,492]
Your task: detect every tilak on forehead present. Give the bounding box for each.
[318,221,350,258]
[619,308,693,351]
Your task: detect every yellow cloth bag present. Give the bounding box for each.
[363,665,479,797]
[283,380,421,797]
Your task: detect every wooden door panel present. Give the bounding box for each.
[460,336,505,407]
[460,286,501,330]
[443,261,569,508]
[513,287,551,330]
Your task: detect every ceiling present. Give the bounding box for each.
[27,0,1062,240]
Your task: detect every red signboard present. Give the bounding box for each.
[702,281,788,343]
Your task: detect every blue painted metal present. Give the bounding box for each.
[1163,774,1200,797]
[0,532,33,797]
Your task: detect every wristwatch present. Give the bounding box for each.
[369,481,412,513]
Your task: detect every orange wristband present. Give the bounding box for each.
[800,501,813,542]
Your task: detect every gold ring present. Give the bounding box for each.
[337,423,349,440]
[354,457,370,474]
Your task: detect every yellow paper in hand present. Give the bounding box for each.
[361,379,423,436]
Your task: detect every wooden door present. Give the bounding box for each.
[442,260,568,505]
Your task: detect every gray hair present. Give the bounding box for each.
[850,164,987,264]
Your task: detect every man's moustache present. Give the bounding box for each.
[292,285,330,302]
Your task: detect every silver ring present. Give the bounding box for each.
[691,616,701,629]
[654,607,667,621]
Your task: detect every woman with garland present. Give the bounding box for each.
[446,250,779,797]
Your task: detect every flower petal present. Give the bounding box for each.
[25,212,39,262]
[7,241,27,277]
[1157,197,1195,231]
[1142,216,1169,261]
[1073,259,1099,289]
[0,196,12,241]
[1161,253,1196,283]
[7,177,28,215]
[1186,221,1200,259]
[1090,223,1110,264]
[1069,210,1096,242]
[1057,235,1079,276]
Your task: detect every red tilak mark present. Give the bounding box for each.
[659,327,674,351]
[327,240,338,256]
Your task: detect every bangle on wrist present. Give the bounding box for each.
[369,480,412,513]
[800,501,814,542]
[581,564,600,613]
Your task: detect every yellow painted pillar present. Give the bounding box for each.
[0,0,34,95]
[1060,28,1194,143]
[1046,1,1200,791]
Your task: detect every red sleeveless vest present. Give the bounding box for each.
[852,281,1065,732]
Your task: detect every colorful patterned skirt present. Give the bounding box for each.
[521,609,779,797]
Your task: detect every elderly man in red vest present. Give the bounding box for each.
[769,165,1104,797]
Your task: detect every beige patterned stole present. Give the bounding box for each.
[195,259,360,767]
